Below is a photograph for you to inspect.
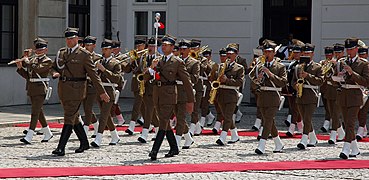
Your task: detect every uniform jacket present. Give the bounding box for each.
[293,61,323,105]
[337,56,369,107]
[236,55,248,74]
[249,58,287,107]
[53,46,105,101]
[177,56,199,103]
[17,54,52,96]
[86,52,102,94]
[152,54,195,105]
[97,56,121,101]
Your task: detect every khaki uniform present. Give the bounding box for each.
[191,56,207,124]
[319,59,331,121]
[293,61,323,135]
[200,59,215,118]
[286,60,302,125]
[323,65,341,131]
[82,52,101,125]
[17,54,53,130]
[54,46,106,125]
[96,56,121,133]
[336,57,369,142]
[127,54,144,122]
[249,58,262,121]
[250,58,287,139]
[214,61,244,132]
[175,56,199,135]
[152,55,195,131]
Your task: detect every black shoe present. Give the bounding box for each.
[193,133,200,136]
[165,129,179,157]
[52,148,65,156]
[52,124,73,156]
[36,131,43,135]
[320,127,328,133]
[73,123,90,153]
[165,149,179,157]
[307,142,318,147]
[137,119,144,126]
[286,132,293,137]
[125,129,133,135]
[284,120,290,127]
[206,122,213,127]
[297,143,306,150]
[257,135,261,141]
[356,135,362,141]
[235,120,241,124]
[216,139,225,146]
[212,129,218,134]
[90,141,100,148]
[339,152,348,159]
[228,139,239,144]
[20,138,31,144]
[151,137,156,141]
[349,152,360,158]
[149,151,158,161]
[255,149,263,155]
[251,126,259,131]
[328,140,335,144]
[23,129,28,135]
[91,134,96,138]
[138,137,147,143]
[337,139,344,142]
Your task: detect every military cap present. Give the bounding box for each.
[333,43,345,52]
[345,37,359,49]
[162,34,176,45]
[173,43,179,51]
[78,37,84,44]
[292,45,302,52]
[219,48,227,56]
[112,40,121,48]
[101,39,113,49]
[359,46,368,54]
[262,39,277,51]
[190,39,201,48]
[202,48,212,57]
[302,43,315,52]
[84,36,97,45]
[178,39,191,49]
[135,38,146,45]
[64,27,79,38]
[324,46,334,55]
[147,37,156,45]
[227,43,240,51]
[33,37,48,50]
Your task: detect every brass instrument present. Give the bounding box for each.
[117,49,148,63]
[296,63,306,98]
[248,55,267,85]
[209,59,228,104]
[137,52,148,97]
[190,45,208,59]
[8,49,33,65]
[321,58,333,76]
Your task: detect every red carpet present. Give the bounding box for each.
[13,122,369,142]
[1,159,369,178]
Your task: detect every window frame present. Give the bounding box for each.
[0,0,18,64]
[68,0,90,37]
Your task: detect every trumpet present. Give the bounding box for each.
[209,59,228,104]
[296,63,306,98]
[248,55,268,85]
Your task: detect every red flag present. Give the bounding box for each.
[159,22,165,29]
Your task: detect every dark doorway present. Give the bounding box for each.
[263,0,311,44]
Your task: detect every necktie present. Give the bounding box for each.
[69,48,72,54]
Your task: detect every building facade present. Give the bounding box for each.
[0,0,368,106]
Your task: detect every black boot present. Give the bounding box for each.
[74,123,90,153]
[149,130,166,161]
[165,130,179,157]
[52,124,73,156]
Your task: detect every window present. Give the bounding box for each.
[135,0,166,2]
[68,0,90,37]
[0,0,17,63]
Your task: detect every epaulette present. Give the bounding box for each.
[359,57,368,63]
[80,47,90,55]
[59,47,67,52]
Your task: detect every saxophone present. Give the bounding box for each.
[137,52,148,97]
[296,63,306,98]
[209,59,228,104]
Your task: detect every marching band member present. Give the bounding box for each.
[251,40,287,154]
[294,44,323,150]
[319,47,333,133]
[17,38,53,144]
[356,46,369,140]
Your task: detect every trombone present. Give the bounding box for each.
[117,49,148,64]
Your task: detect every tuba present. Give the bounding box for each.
[209,59,228,104]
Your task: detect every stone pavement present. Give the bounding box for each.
[1,98,369,179]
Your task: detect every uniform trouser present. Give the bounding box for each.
[82,92,97,125]
[327,99,341,131]
[191,92,203,124]
[322,95,331,120]
[215,101,224,122]
[341,106,360,142]
[297,104,316,135]
[218,102,237,132]
[254,93,262,120]
[233,86,243,114]
[157,104,175,131]
[175,102,189,135]
[131,91,143,121]
[61,100,83,125]
[142,94,159,129]
[358,99,369,127]
[260,107,279,139]
[29,95,47,130]
[200,89,211,117]
[97,91,116,133]
[287,96,301,124]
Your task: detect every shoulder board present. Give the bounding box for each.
[359,57,368,63]
[79,47,90,54]
[173,55,182,62]
[59,47,67,52]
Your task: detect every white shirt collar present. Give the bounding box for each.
[165,53,173,62]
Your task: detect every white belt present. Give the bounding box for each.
[29,78,50,83]
[260,86,282,91]
[341,84,363,89]
[303,85,318,89]
[199,76,208,80]
[327,81,333,85]
[102,82,118,87]
[219,85,239,90]
[176,80,194,86]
